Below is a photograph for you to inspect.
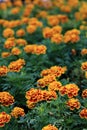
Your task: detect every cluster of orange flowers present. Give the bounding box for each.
[79,108,87,119]
[11,107,25,118]
[43,26,80,44]
[0,92,14,106]
[66,98,80,110]
[24,44,47,55]
[26,88,57,109]
[8,59,25,72]
[59,83,79,98]
[42,124,58,130]
[0,112,11,127]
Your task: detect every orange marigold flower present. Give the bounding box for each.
[11,7,20,14]
[43,27,53,38]
[0,92,14,106]
[51,33,63,44]
[64,29,80,43]
[66,98,80,110]
[79,108,87,119]
[0,66,8,77]
[0,112,11,127]
[47,15,59,26]
[4,39,15,49]
[59,83,79,98]
[11,47,21,55]
[33,45,47,55]
[16,39,27,46]
[24,45,34,53]
[42,124,58,130]
[81,62,87,71]
[11,107,25,118]
[81,49,87,56]
[1,52,11,58]
[16,29,25,37]
[37,75,56,88]
[8,59,25,72]
[82,89,87,98]
[52,25,62,35]
[3,28,14,38]
[26,25,37,34]
[48,81,62,91]
[26,100,36,109]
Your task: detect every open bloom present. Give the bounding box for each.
[42,124,58,130]
[0,66,8,76]
[11,107,25,118]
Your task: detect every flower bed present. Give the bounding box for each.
[0,0,87,130]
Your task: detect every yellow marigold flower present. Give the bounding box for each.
[81,62,87,71]
[11,47,21,55]
[16,29,25,37]
[4,40,15,49]
[79,108,87,119]
[26,25,37,34]
[82,89,87,98]
[8,59,25,72]
[11,107,25,118]
[40,69,50,77]
[1,52,11,58]
[16,39,27,46]
[0,66,8,77]
[0,92,14,106]
[48,81,62,91]
[66,98,80,110]
[43,27,53,38]
[81,49,87,56]
[33,45,47,55]
[47,15,59,26]
[51,33,63,44]
[11,7,20,14]
[3,28,14,38]
[0,112,11,127]
[42,124,58,130]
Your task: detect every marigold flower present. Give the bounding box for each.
[26,100,36,109]
[59,83,79,98]
[33,45,47,55]
[79,108,87,119]
[42,124,58,130]
[66,98,80,110]
[4,40,15,49]
[64,29,80,43]
[11,107,25,118]
[26,25,37,34]
[0,92,14,106]
[0,66,8,77]
[1,52,11,58]
[51,33,63,44]
[11,7,20,14]
[81,49,87,56]
[47,15,59,26]
[0,112,11,127]
[11,47,21,55]
[52,25,62,35]
[43,27,53,38]
[48,81,62,91]
[82,89,87,98]
[3,28,14,38]
[16,39,27,46]
[8,59,25,72]
[16,29,25,37]
[81,62,87,71]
